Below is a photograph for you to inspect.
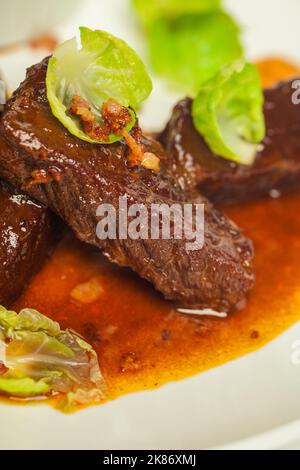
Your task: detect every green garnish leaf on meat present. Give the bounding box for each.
[46,27,152,144]
[192,60,266,165]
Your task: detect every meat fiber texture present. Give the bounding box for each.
[0,58,254,312]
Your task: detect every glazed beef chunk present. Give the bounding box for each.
[0,177,58,307]
[0,58,254,312]
[160,79,300,205]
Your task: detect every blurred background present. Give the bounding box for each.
[0,0,299,129]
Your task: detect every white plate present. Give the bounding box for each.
[1,0,300,451]
[0,0,81,47]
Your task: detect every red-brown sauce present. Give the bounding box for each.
[10,189,300,407]
[4,59,300,409]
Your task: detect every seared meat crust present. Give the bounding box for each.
[0,58,254,311]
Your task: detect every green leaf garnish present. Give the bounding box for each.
[135,9,242,95]
[0,377,50,398]
[0,306,105,410]
[46,27,152,144]
[132,0,221,26]
[192,60,266,165]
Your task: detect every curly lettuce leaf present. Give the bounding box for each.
[11,308,60,335]
[192,60,265,165]
[0,377,50,398]
[0,306,105,409]
[132,0,221,26]
[147,11,242,95]
[0,305,18,330]
[46,27,152,144]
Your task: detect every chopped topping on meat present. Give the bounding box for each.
[102,98,132,135]
[69,95,109,141]
[27,169,53,187]
[120,129,144,166]
[69,96,131,142]
[120,129,161,172]
[69,95,92,122]
[69,95,161,172]
[27,167,63,187]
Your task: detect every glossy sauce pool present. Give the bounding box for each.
[9,192,300,407]
[6,59,300,409]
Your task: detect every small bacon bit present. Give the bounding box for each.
[102,98,131,135]
[121,130,161,172]
[27,169,53,187]
[26,167,63,187]
[84,121,111,142]
[70,96,132,142]
[120,129,144,166]
[69,95,160,171]
[69,95,111,141]
[69,95,95,123]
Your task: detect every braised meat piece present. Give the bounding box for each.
[160,79,300,205]
[0,100,59,307]
[0,58,254,312]
[0,176,58,307]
